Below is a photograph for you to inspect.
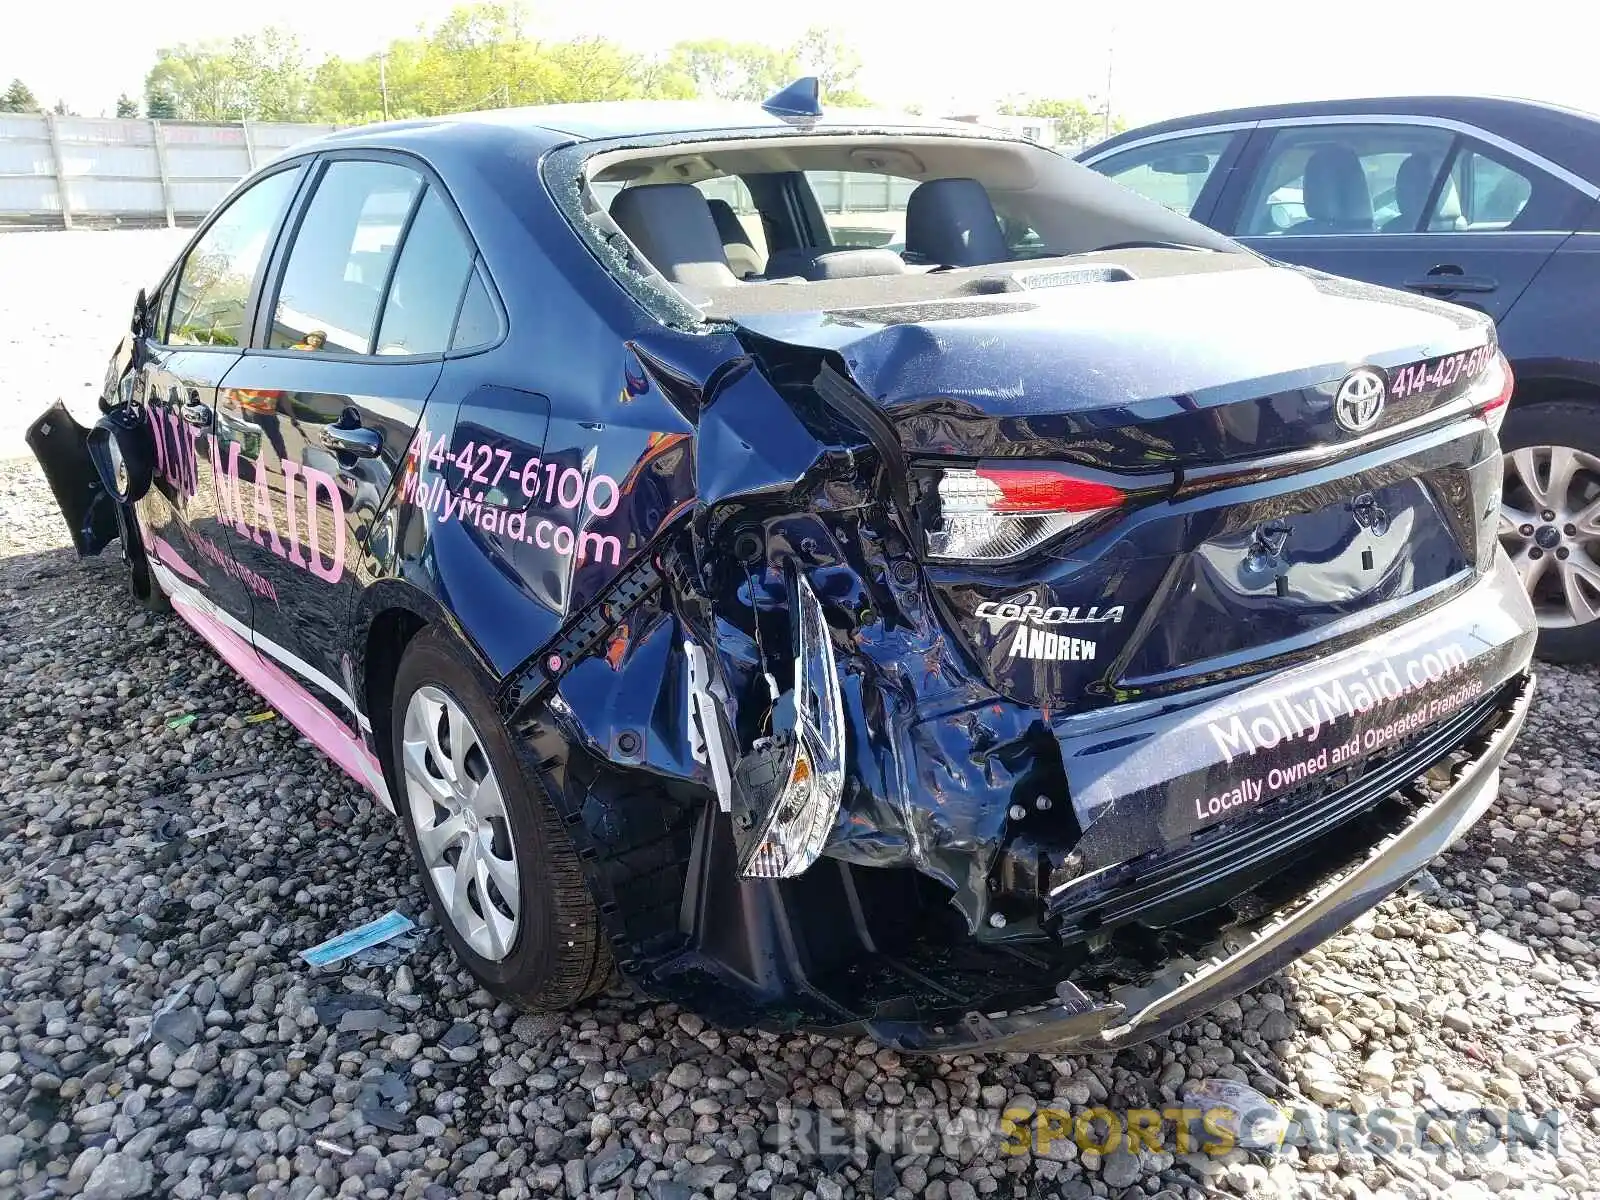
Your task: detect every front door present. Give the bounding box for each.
[219,157,484,722]
[1227,123,1579,323]
[136,164,304,625]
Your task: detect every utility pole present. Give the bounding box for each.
[1103,25,1115,140]
[379,52,391,121]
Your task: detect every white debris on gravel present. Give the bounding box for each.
[2,233,1599,1199]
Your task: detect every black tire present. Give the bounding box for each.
[116,505,170,614]
[389,628,611,1008]
[1499,399,1600,664]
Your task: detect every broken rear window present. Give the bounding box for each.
[543,129,1243,326]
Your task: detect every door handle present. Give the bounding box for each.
[1404,265,1498,295]
[180,399,212,428]
[323,423,383,458]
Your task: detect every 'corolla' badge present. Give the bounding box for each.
[1334,368,1386,433]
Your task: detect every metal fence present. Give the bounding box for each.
[0,115,335,229]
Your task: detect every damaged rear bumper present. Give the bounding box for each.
[854,672,1532,1053]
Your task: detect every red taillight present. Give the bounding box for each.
[925,464,1129,561]
[972,466,1128,514]
[1480,351,1514,422]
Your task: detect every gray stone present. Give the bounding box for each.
[82,1152,153,1200]
[666,1061,702,1089]
[1101,1149,1142,1189]
[1551,889,1583,912]
[589,1146,635,1187]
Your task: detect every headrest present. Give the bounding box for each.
[1392,154,1436,217]
[608,184,739,289]
[706,198,753,248]
[1302,146,1372,226]
[904,178,1009,266]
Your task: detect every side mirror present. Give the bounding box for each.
[1150,153,1212,175]
[131,288,148,337]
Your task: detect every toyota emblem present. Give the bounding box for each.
[1334,368,1386,433]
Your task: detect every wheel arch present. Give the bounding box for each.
[352,579,500,795]
[1505,359,1600,411]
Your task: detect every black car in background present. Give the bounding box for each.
[1082,96,1600,661]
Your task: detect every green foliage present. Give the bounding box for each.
[145,86,178,121]
[144,26,310,122]
[663,26,865,106]
[308,4,701,121]
[999,95,1125,148]
[666,38,797,102]
[126,8,875,127]
[0,79,41,113]
[115,94,140,118]
[793,26,863,102]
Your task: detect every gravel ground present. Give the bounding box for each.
[2,231,1600,1200]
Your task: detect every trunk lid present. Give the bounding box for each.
[736,261,1504,711]
[736,262,1492,471]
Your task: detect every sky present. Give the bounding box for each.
[7,0,1600,127]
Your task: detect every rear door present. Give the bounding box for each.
[1222,121,1581,321]
[138,163,305,624]
[218,153,487,723]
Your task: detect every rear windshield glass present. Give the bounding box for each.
[545,131,1242,326]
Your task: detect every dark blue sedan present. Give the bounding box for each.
[1083,96,1600,661]
[28,84,1535,1050]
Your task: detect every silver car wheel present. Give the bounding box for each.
[400,685,521,961]
[1499,445,1600,630]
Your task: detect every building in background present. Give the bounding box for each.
[945,113,1064,149]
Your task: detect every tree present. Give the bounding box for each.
[666,39,796,102]
[115,93,140,118]
[138,7,843,127]
[51,99,77,117]
[998,96,1112,149]
[145,42,249,121]
[145,85,177,120]
[144,27,310,123]
[793,27,868,105]
[0,79,40,113]
[309,5,694,122]
[233,26,311,121]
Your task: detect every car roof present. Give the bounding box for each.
[1082,95,1600,185]
[295,101,988,155]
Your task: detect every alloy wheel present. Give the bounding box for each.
[400,685,521,961]
[1499,445,1600,629]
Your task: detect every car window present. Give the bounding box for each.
[451,265,499,352]
[1239,125,1455,236]
[147,277,172,343]
[168,169,299,347]
[374,187,475,356]
[269,160,424,355]
[1089,131,1237,217]
[1429,146,1534,231]
[803,170,916,249]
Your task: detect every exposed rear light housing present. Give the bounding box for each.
[920,462,1129,561]
[1466,348,1514,432]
